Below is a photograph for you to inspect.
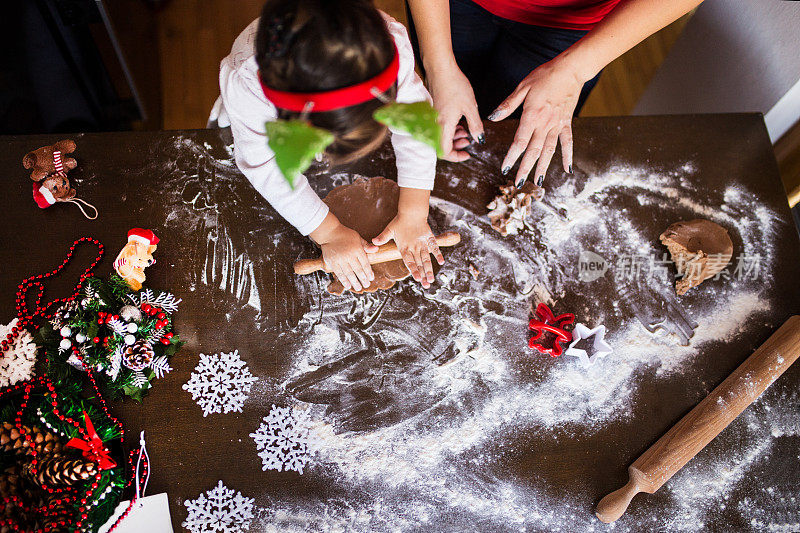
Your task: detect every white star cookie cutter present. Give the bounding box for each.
[565,323,613,368]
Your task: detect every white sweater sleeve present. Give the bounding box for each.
[385,17,438,191]
[219,57,329,236]
[219,14,434,237]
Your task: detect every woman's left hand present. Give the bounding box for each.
[488,58,583,187]
[373,214,444,289]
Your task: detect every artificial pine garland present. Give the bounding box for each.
[0,380,125,532]
[0,237,159,531]
[37,275,184,401]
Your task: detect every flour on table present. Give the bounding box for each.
[232,163,795,531]
[158,137,268,321]
[155,138,791,531]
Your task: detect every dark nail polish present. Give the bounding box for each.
[568,165,573,174]
[501,166,511,175]
[488,110,500,121]
[537,175,544,187]
[477,133,486,144]
[516,176,527,188]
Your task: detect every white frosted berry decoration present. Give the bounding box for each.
[119,304,142,322]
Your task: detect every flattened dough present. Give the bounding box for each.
[659,219,733,295]
[324,177,410,295]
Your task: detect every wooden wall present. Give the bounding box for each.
[156,0,406,129]
[153,1,798,205]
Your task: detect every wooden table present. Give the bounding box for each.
[1,114,799,532]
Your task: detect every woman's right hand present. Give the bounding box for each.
[427,62,485,162]
[311,214,377,292]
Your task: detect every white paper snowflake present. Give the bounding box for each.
[250,405,316,474]
[182,480,255,533]
[182,350,257,417]
[0,319,37,387]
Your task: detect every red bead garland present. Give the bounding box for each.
[1,368,139,530]
[74,350,146,533]
[2,237,104,358]
[0,376,94,532]
[0,238,145,532]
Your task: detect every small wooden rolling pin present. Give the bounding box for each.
[596,315,800,523]
[293,231,461,275]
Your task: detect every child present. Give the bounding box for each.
[218,0,444,292]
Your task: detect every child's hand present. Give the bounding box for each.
[373,213,444,289]
[311,214,377,292]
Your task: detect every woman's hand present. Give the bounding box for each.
[489,57,581,187]
[427,62,485,162]
[373,213,443,289]
[311,213,377,292]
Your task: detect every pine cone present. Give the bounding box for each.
[122,340,155,371]
[0,465,44,530]
[0,422,64,457]
[0,465,22,498]
[22,455,97,488]
[0,422,25,455]
[40,491,77,531]
[0,464,45,503]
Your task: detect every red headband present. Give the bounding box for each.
[259,45,399,113]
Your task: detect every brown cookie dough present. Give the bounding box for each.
[659,219,733,295]
[323,177,410,295]
[487,181,544,236]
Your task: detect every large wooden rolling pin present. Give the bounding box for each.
[293,231,461,275]
[596,315,800,523]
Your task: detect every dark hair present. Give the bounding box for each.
[256,0,397,166]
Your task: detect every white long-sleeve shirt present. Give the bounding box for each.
[219,13,436,236]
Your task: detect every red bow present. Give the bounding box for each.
[528,303,574,357]
[66,411,117,470]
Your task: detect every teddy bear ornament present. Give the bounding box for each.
[22,139,98,219]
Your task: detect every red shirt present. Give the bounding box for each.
[472,0,622,30]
